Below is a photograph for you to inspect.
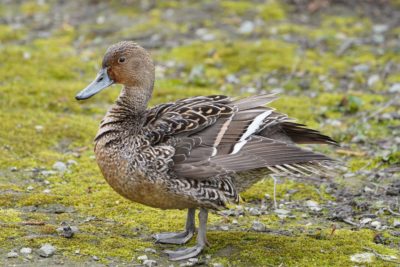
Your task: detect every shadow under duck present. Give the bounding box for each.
[76,41,337,261]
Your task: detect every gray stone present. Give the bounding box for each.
[56,225,79,238]
[41,170,57,176]
[238,21,255,34]
[249,207,261,216]
[373,24,389,33]
[92,255,99,261]
[305,200,322,212]
[389,83,400,93]
[66,159,77,166]
[274,209,290,215]
[138,255,148,261]
[188,258,198,263]
[7,251,18,258]
[251,220,266,232]
[360,218,372,225]
[353,64,370,73]
[143,259,158,267]
[52,161,67,172]
[144,248,156,254]
[371,221,381,229]
[393,219,400,228]
[367,74,380,87]
[20,247,32,254]
[226,74,239,84]
[38,244,56,257]
[10,166,18,172]
[350,252,375,263]
[213,264,224,267]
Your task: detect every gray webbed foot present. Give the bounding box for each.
[153,208,196,245]
[164,245,204,261]
[153,230,194,245]
[163,208,209,261]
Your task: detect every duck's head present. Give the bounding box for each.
[76,41,155,100]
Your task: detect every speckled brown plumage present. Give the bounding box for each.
[76,41,337,260]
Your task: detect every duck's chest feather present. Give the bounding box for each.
[94,134,196,210]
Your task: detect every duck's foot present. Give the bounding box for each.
[164,208,209,261]
[153,230,194,245]
[164,245,204,261]
[153,208,196,245]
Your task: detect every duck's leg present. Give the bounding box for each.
[164,208,208,261]
[153,208,195,245]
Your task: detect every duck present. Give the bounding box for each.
[75,41,337,261]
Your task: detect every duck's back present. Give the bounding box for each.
[138,94,336,209]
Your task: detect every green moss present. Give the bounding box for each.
[259,1,287,21]
[242,178,332,202]
[208,229,399,266]
[220,1,254,16]
[0,209,22,223]
[0,25,26,42]
[20,1,50,15]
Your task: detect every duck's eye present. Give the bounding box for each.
[118,57,126,63]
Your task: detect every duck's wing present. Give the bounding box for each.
[144,95,236,144]
[144,94,337,180]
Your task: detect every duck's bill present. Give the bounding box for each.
[75,68,114,100]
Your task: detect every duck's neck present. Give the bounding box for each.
[95,85,152,145]
[115,86,151,120]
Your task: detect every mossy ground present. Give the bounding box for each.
[0,1,399,266]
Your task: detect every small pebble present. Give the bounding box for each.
[143,259,158,267]
[56,224,79,238]
[305,200,322,212]
[10,166,18,172]
[52,161,67,172]
[20,247,32,254]
[360,218,372,225]
[274,209,290,215]
[249,207,261,216]
[393,220,400,228]
[66,159,78,166]
[213,263,224,267]
[238,20,255,34]
[92,255,99,261]
[41,170,57,176]
[232,219,238,225]
[350,252,375,263]
[389,83,400,93]
[27,186,34,191]
[251,220,266,232]
[7,251,18,258]
[373,24,389,33]
[367,74,380,87]
[371,221,381,229]
[43,189,51,194]
[220,225,229,231]
[144,248,156,254]
[35,125,44,132]
[353,64,370,73]
[188,258,198,263]
[138,255,148,261]
[38,244,56,258]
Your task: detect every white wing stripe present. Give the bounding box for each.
[230,110,272,154]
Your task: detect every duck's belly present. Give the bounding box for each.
[101,167,197,210]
